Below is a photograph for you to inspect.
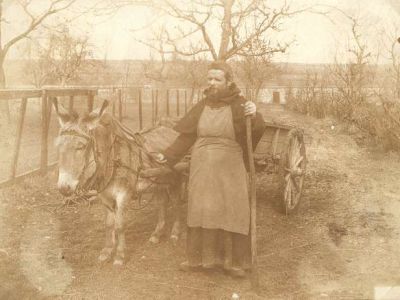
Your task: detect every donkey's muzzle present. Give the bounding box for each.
[57,171,78,196]
[58,184,74,196]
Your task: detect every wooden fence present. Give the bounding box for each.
[106,86,201,129]
[0,86,202,188]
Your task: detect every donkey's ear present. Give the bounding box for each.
[53,97,70,126]
[92,99,109,117]
[84,100,109,130]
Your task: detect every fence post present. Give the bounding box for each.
[112,88,116,116]
[118,88,122,122]
[3,99,11,123]
[69,95,74,114]
[184,89,188,114]
[166,89,170,117]
[87,90,94,112]
[124,88,127,118]
[10,98,27,179]
[47,96,53,129]
[138,88,143,130]
[40,90,49,174]
[193,89,196,104]
[176,89,180,116]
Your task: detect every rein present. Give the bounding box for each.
[59,123,176,210]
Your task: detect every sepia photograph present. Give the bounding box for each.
[0,0,400,299]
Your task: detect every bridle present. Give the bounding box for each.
[58,125,179,205]
[59,129,99,192]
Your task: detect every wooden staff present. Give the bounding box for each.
[40,90,48,173]
[166,89,170,117]
[118,89,122,122]
[138,88,143,130]
[246,116,259,290]
[176,89,180,116]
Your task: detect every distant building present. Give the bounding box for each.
[256,88,287,104]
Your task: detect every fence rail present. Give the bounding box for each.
[0,86,202,188]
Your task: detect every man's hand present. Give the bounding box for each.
[151,153,167,164]
[242,101,256,117]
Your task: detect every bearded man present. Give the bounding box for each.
[156,60,265,277]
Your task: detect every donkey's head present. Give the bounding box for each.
[54,99,109,196]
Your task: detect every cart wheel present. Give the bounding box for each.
[280,128,306,214]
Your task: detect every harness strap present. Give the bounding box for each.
[59,123,176,199]
[60,129,91,141]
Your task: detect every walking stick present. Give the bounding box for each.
[246,116,259,291]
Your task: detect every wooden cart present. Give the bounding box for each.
[254,121,307,214]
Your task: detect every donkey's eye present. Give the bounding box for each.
[76,144,86,151]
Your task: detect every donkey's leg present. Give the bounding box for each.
[113,191,129,266]
[98,206,115,262]
[170,184,183,245]
[149,190,167,244]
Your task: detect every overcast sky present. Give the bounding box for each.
[5,0,400,64]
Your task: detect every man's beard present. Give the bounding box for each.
[208,86,224,95]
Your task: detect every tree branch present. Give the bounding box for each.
[3,0,78,55]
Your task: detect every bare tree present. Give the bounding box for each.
[0,0,84,88]
[25,27,92,87]
[328,11,373,122]
[137,24,208,107]
[396,37,400,98]
[138,0,318,62]
[180,57,207,104]
[381,26,400,99]
[140,26,172,84]
[131,0,318,108]
[236,38,278,101]
[0,0,76,122]
[25,38,51,88]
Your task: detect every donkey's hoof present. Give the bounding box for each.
[98,248,113,263]
[149,236,160,244]
[170,235,179,245]
[98,253,111,263]
[113,258,124,266]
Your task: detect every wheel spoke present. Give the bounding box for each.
[290,138,298,166]
[290,137,302,168]
[295,144,302,164]
[290,176,299,192]
[294,156,304,168]
[285,172,290,182]
[285,178,292,207]
[288,140,294,167]
[291,188,298,207]
[292,140,302,166]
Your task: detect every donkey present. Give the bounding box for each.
[54,99,184,266]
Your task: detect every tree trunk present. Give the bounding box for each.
[218,0,233,60]
[61,77,67,87]
[0,54,6,88]
[190,87,195,107]
[0,53,11,123]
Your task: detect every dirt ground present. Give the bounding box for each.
[1,103,400,299]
